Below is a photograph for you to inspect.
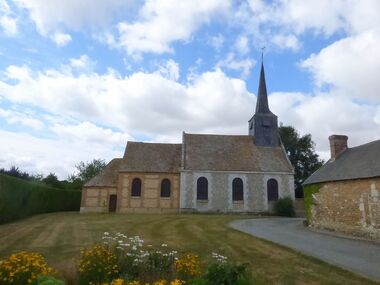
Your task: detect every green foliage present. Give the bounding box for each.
[279,125,324,191]
[0,173,81,224]
[33,276,65,285]
[77,244,119,285]
[0,166,43,182]
[303,184,321,223]
[72,159,106,183]
[198,262,251,285]
[274,197,296,217]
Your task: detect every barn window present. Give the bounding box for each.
[197,177,208,200]
[232,178,244,201]
[131,178,141,197]
[161,179,171,197]
[267,178,279,201]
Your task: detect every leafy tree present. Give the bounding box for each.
[72,159,107,184]
[279,125,324,197]
[42,173,62,189]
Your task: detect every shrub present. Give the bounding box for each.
[77,244,119,285]
[103,232,178,282]
[34,275,65,285]
[175,254,200,280]
[0,173,81,224]
[0,251,55,285]
[274,197,296,217]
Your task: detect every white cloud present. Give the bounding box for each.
[301,30,380,103]
[69,54,96,71]
[208,33,224,51]
[12,0,136,34]
[0,107,44,129]
[155,59,180,81]
[0,15,17,36]
[51,121,130,146]
[114,0,230,55]
[51,32,72,46]
[234,35,250,55]
[216,53,256,78]
[0,0,17,36]
[0,61,253,138]
[272,34,300,51]
[0,129,121,178]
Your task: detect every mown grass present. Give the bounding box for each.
[0,212,376,285]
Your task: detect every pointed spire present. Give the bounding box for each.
[255,62,270,113]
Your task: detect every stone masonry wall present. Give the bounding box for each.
[310,177,380,240]
[117,172,180,213]
[180,171,294,212]
[80,187,117,213]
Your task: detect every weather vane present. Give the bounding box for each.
[261,46,266,62]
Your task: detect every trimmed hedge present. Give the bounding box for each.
[0,174,81,224]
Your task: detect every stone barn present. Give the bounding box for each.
[304,135,380,239]
[80,63,295,214]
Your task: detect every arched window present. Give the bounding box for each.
[232,178,243,201]
[197,177,208,200]
[161,179,171,197]
[267,178,279,201]
[131,178,141,197]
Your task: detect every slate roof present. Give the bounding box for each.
[183,133,293,173]
[304,139,380,185]
[120,141,182,173]
[84,158,122,187]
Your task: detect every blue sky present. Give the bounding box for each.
[0,0,379,178]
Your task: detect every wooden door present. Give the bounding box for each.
[109,195,117,212]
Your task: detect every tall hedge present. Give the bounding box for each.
[0,174,81,224]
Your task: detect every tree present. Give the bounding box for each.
[279,125,324,197]
[72,159,107,184]
[42,173,62,189]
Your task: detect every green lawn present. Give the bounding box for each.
[0,212,376,285]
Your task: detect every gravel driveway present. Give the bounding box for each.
[230,218,380,282]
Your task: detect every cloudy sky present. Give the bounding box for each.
[0,0,379,178]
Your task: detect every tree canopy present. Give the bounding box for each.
[72,159,107,184]
[279,125,324,196]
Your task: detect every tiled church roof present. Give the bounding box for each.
[304,139,380,185]
[183,133,293,173]
[120,141,182,173]
[85,158,122,187]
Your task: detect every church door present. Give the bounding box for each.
[109,195,117,212]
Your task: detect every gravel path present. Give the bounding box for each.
[231,218,380,282]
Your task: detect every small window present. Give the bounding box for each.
[197,177,208,200]
[161,179,171,197]
[267,178,279,201]
[131,178,141,197]
[232,178,243,201]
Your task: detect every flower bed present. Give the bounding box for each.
[0,232,253,285]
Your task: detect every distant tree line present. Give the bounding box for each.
[0,159,106,191]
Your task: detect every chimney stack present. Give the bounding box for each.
[329,135,348,160]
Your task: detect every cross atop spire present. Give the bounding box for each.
[255,62,271,114]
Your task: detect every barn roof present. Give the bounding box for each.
[183,133,293,173]
[304,139,380,185]
[84,158,122,187]
[120,141,182,173]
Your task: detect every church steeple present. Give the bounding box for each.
[255,63,270,114]
[248,60,280,147]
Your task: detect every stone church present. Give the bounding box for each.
[80,63,294,213]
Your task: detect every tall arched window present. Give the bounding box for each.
[197,177,208,200]
[232,178,243,201]
[131,178,141,197]
[161,179,171,197]
[267,178,279,201]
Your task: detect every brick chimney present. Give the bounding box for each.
[329,135,348,160]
